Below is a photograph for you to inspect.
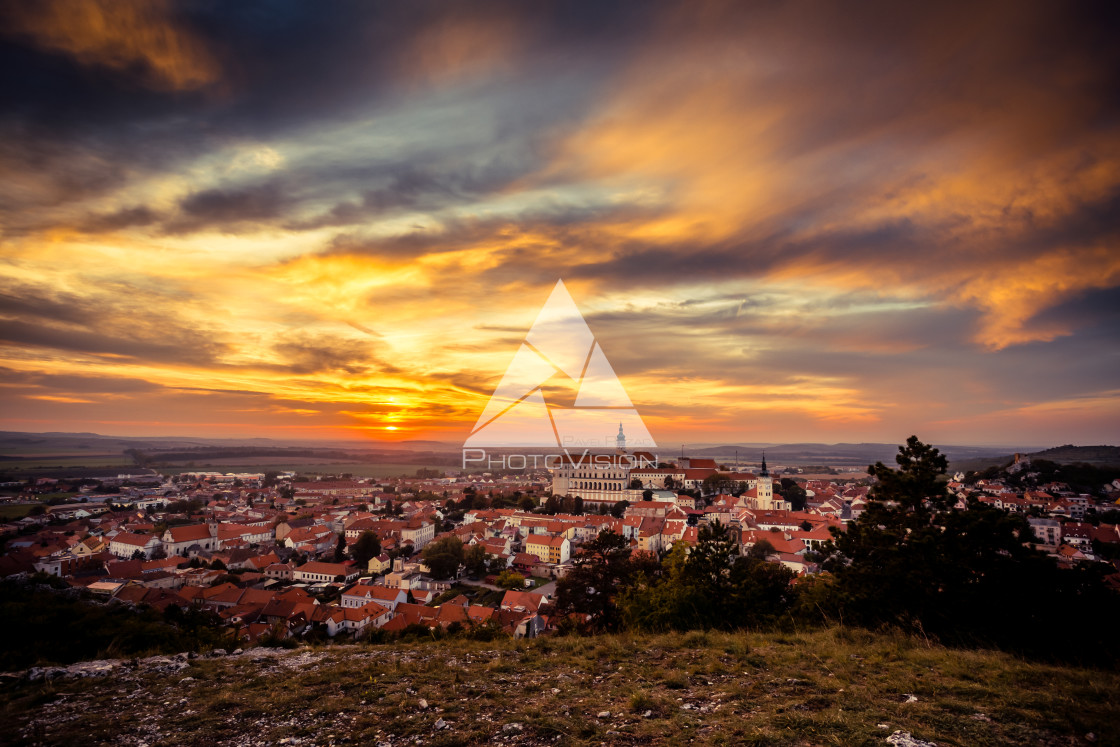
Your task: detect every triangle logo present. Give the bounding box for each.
[464,280,656,449]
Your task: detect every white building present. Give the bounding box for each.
[109,532,161,559]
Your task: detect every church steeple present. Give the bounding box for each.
[759,451,769,477]
[616,422,626,453]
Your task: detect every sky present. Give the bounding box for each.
[1,0,1118,449]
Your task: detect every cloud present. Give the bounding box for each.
[2,0,219,91]
[0,1,1117,444]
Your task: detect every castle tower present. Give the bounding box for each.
[757,451,774,509]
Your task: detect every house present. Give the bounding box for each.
[368,553,391,574]
[525,535,570,565]
[500,589,547,614]
[263,562,293,581]
[73,536,108,556]
[401,518,436,549]
[293,561,359,584]
[325,601,392,637]
[340,583,408,611]
[1027,517,1061,547]
[283,525,334,551]
[511,552,542,575]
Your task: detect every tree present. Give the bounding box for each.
[629,478,643,489]
[496,570,525,589]
[621,524,796,632]
[779,478,808,511]
[333,534,347,563]
[349,531,382,570]
[421,535,464,579]
[561,495,584,515]
[820,436,1120,662]
[610,500,629,519]
[555,530,655,632]
[518,495,536,512]
[463,543,488,577]
[746,537,776,561]
[702,473,733,496]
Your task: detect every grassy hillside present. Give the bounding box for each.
[5,628,1118,746]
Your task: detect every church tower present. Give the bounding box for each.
[616,422,626,454]
[757,451,774,510]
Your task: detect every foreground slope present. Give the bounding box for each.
[4,629,1118,746]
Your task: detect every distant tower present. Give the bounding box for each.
[757,451,774,509]
[616,422,626,453]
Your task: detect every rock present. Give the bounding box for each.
[886,730,937,747]
[902,694,918,703]
[434,719,447,730]
[418,699,428,710]
[597,711,610,719]
[970,713,991,722]
[211,648,228,657]
[1086,734,1096,743]
[642,710,653,719]
[503,723,523,733]
[551,688,561,695]
[877,723,890,729]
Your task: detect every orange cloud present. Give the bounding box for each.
[533,4,1120,352]
[4,0,219,91]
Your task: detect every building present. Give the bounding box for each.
[109,532,161,559]
[161,524,217,556]
[292,561,360,584]
[525,534,571,565]
[550,450,657,508]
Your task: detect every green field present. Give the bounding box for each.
[0,504,35,520]
[163,463,448,479]
[0,456,133,470]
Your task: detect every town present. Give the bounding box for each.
[3,442,1118,648]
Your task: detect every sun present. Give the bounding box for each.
[384,426,398,431]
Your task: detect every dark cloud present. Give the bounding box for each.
[269,332,398,376]
[0,318,227,367]
[80,205,161,233]
[0,367,161,394]
[166,181,296,234]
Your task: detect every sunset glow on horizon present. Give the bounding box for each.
[1,1,1118,448]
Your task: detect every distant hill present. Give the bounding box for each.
[1029,444,1120,466]
[953,444,1120,474]
[679,442,1023,468]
